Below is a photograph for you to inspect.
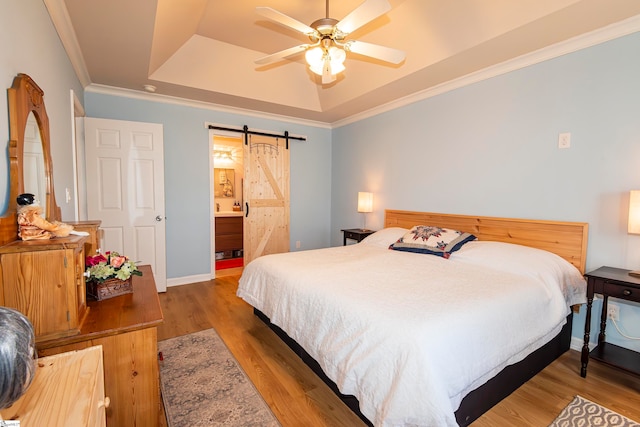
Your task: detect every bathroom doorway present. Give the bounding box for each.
[210,133,244,275]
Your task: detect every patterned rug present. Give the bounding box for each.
[158,328,281,427]
[549,395,640,427]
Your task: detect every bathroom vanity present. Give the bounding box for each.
[215,212,243,259]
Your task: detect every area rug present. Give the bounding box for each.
[158,328,280,427]
[549,395,640,427]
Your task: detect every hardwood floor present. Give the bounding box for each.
[157,270,640,426]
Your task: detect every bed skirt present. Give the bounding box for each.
[254,308,573,426]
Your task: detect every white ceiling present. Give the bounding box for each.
[47,0,640,125]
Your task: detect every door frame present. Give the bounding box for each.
[70,89,85,221]
[208,128,243,278]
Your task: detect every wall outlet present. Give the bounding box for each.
[558,132,571,149]
[295,240,301,249]
[607,303,620,321]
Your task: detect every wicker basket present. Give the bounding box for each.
[87,277,133,301]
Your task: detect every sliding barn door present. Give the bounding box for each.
[243,135,290,264]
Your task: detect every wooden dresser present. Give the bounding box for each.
[37,265,164,427]
[69,219,102,255]
[0,345,108,426]
[0,235,89,343]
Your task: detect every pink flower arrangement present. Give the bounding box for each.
[85,251,142,283]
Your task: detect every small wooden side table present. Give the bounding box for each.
[581,266,640,377]
[341,228,375,245]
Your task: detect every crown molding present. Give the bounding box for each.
[43,0,91,87]
[332,14,640,128]
[85,84,332,129]
[44,0,639,130]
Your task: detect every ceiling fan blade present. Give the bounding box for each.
[345,40,405,64]
[256,7,317,36]
[335,0,391,35]
[255,44,309,65]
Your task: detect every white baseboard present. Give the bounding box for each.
[570,336,594,352]
[166,273,213,288]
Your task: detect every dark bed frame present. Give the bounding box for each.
[248,210,588,425]
[255,308,573,426]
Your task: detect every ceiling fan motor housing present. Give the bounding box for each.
[309,17,346,42]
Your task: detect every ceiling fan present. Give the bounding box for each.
[255,0,405,84]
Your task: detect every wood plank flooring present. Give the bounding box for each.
[157,269,640,426]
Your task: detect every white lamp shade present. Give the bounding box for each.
[306,46,346,77]
[328,46,346,73]
[357,192,373,213]
[629,190,640,234]
[305,47,324,73]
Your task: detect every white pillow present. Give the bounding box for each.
[359,227,408,248]
[451,241,586,306]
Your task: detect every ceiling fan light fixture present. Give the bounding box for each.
[305,46,324,72]
[256,0,404,83]
[309,63,325,76]
[329,46,346,65]
[306,45,346,77]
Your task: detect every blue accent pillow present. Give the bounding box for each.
[389,225,477,259]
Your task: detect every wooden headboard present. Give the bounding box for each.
[384,210,589,274]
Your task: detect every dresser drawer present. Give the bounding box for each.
[603,281,640,303]
[343,230,360,241]
[215,217,243,234]
[215,234,243,251]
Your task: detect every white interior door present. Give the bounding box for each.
[84,117,167,292]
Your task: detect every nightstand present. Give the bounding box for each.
[341,228,375,245]
[581,266,640,378]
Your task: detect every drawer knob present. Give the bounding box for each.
[623,289,632,296]
[98,396,111,409]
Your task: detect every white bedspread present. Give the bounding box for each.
[237,229,586,426]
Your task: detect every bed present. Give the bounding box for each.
[237,210,589,426]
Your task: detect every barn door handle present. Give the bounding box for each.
[245,203,249,217]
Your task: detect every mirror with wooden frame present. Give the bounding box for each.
[0,74,61,246]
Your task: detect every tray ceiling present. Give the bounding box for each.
[50,0,640,124]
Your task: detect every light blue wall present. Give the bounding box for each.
[331,32,640,351]
[84,93,332,278]
[0,0,84,217]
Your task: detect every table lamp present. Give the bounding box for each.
[357,192,373,231]
[628,190,640,277]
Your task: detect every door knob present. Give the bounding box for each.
[155,215,163,222]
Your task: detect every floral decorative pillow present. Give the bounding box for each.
[389,225,477,258]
